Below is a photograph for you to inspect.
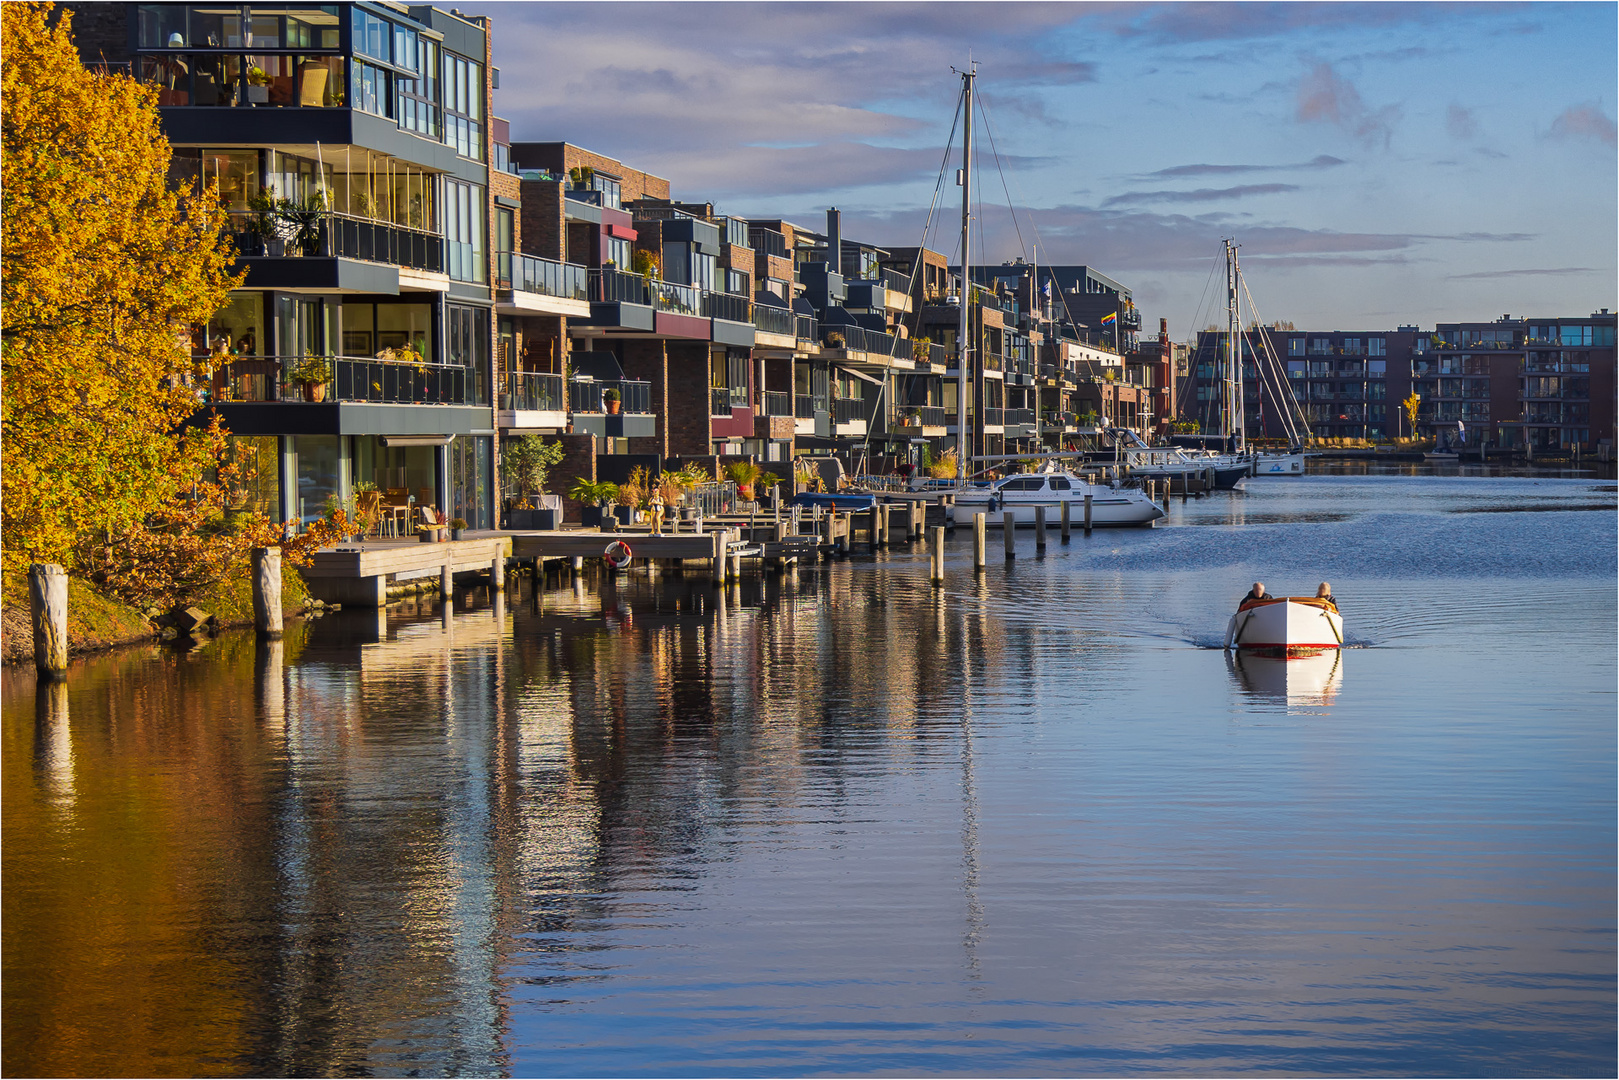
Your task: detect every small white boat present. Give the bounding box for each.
[948,469,1163,527]
[1250,451,1306,475]
[1223,596,1343,654]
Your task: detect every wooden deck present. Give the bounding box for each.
[303,533,511,606]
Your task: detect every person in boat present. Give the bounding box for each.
[1316,582,1335,605]
[1241,582,1268,605]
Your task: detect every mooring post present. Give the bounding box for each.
[441,561,453,598]
[836,512,849,556]
[1003,510,1016,558]
[1035,505,1047,551]
[571,555,584,573]
[28,563,68,679]
[931,525,945,584]
[1083,493,1093,533]
[1061,498,1072,542]
[251,546,283,639]
[490,551,505,591]
[973,511,987,569]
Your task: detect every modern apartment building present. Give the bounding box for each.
[1184,311,1616,450]
[75,1,503,528]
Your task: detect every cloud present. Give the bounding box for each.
[1447,267,1603,281]
[1140,155,1346,179]
[1296,62,1401,147]
[1446,103,1478,140]
[1095,2,1461,44]
[1103,184,1300,206]
[1549,103,1618,147]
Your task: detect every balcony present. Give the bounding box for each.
[981,406,1004,431]
[591,267,652,305]
[498,371,566,430]
[910,341,947,367]
[891,404,947,436]
[763,391,793,417]
[796,315,819,345]
[753,305,796,340]
[710,387,732,416]
[495,252,589,316]
[1004,407,1037,437]
[214,354,471,406]
[822,324,906,364]
[832,396,870,434]
[568,377,654,439]
[650,280,701,316]
[233,212,444,278]
[702,290,751,324]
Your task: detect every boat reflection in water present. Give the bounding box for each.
[1227,647,1344,710]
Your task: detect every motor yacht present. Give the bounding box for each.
[948,469,1163,527]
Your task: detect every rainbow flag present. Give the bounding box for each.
[1101,311,1117,327]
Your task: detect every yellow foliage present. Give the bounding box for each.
[1,2,244,574]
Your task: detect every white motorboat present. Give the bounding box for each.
[948,469,1163,527]
[1106,431,1252,489]
[1250,450,1306,475]
[1223,596,1343,654]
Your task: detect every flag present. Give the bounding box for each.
[1101,311,1117,327]
[1043,280,1052,299]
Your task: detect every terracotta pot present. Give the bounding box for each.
[302,381,326,402]
[606,399,622,415]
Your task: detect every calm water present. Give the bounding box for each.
[5,473,1615,1077]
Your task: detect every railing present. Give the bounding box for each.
[763,391,792,417]
[982,351,1003,372]
[795,315,819,343]
[753,305,795,337]
[833,397,868,424]
[749,229,789,259]
[895,406,947,428]
[1043,411,1079,428]
[822,324,901,358]
[911,341,946,366]
[216,355,470,406]
[981,407,1004,427]
[650,280,700,316]
[233,212,444,272]
[570,378,651,414]
[795,394,824,419]
[1005,408,1036,427]
[496,252,588,300]
[630,205,701,223]
[685,480,738,517]
[703,290,750,323]
[503,371,565,413]
[563,188,604,206]
[591,268,651,305]
[710,387,732,416]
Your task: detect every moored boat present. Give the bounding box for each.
[1223,596,1343,654]
[948,469,1163,527]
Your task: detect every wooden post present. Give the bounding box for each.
[931,525,945,584]
[712,530,727,584]
[571,555,584,573]
[28,563,68,679]
[836,513,849,556]
[1083,494,1093,533]
[973,511,987,568]
[441,561,453,597]
[1061,498,1071,542]
[1003,510,1016,558]
[490,552,505,591]
[1035,505,1046,551]
[822,506,835,554]
[251,547,283,639]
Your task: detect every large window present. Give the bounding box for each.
[446,180,486,282]
[443,52,484,160]
[447,303,491,405]
[138,6,344,107]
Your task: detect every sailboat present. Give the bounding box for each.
[1223,242,1311,476]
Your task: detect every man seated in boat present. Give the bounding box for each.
[1315,582,1336,607]
[1240,581,1269,606]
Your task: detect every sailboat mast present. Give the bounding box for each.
[1232,242,1245,453]
[956,64,974,480]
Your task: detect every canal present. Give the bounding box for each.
[4,472,1615,1076]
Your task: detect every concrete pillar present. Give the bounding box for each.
[1003,511,1016,558]
[931,525,945,584]
[973,512,986,568]
[28,563,67,679]
[490,551,505,590]
[1084,493,1093,533]
[251,546,283,638]
[1035,505,1046,551]
[1061,499,1071,542]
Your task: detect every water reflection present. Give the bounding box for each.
[1227,648,1345,710]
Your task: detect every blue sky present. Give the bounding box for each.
[492,2,1618,338]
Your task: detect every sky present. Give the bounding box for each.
[490,2,1618,340]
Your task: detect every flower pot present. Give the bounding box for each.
[247,84,269,104]
[613,506,634,526]
[606,399,622,415]
[580,506,603,529]
[419,531,436,543]
[302,381,326,402]
[450,528,465,541]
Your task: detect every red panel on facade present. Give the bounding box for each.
[711,408,756,438]
[606,223,638,240]
[655,312,710,339]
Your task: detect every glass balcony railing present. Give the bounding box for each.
[590,268,652,305]
[650,280,700,316]
[212,354,471,405]
[496,252,587,300]
[833,397,869,424]
[795,394,824,419]
[753,305,795,337]
[233,212,443,272]
[502,371,564,413]
[569,378,651,414]
[710,387,731,416]
[702,290,750,323]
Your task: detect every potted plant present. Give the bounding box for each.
[246,65,270,104]
[725,459,762,501]
[292,356,332,401]
[615,467,648,525]
[825,331,846,348]
[568,478,617,528]
[603,386,622,415]
[503,435,565,528]
[448,516,468,541]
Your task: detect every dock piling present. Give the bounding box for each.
[441,561,453,598]
[28,563,68,679]
[251,547,283,639]
[1035,505,1047,551]
[931,525,945,584]
[490,553,505,591]
[1083,494,1093,534]
[1003,511,1016,558]
[973,512,987,569]
[1061,499,1071,542]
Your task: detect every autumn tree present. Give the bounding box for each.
[1,2,243,575]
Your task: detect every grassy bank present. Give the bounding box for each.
[1,565,311,665]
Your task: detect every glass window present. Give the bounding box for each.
[446,180,486,283]
[447,303,490,405]
[294,435,343,526]
[442,52,484,159]
[352,8,389,62]
[1288,337,1304,356]
[1368,337,1385,356]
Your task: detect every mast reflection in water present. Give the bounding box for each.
[4,473,1615,1076]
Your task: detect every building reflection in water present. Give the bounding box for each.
[2,564,1126,1076]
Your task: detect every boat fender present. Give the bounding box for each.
[603,539,633,570]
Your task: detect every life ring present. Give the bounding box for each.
[603,539,633,570]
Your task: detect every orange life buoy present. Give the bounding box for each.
[603,539,633,570]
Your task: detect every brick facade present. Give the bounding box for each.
[519,180,565,261]
[510,143,670,201]
[553,433,598,522]
[665,342,712,456]
[620,340,670,458]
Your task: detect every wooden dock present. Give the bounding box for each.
[303,534,511,606]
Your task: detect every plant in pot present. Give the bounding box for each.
[602,386,622,415]
[246,64,270,104]
[448,516,468,541]
[615,467,649,524]
[503,435,565,528]
[568,478,617,528]
[292,355,332,401]
[725,460,762,502]
[757,471,781,507]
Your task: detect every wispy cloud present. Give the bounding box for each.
[1296,62,1401,147]
[1095,2,1466,44]
[1104,184,1299,206]
[1447,267,1602,281]
[1140,155,1346,179]
[1548,103,1618,147]
[1446,103,1478,140]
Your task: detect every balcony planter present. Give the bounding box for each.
[606,399,622,415]
[450,528,465,541]
[509,507,561,530]
[612,505,634,526]
[247,84,269,105]
[301,382,327,402]
[580,506,604,529]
